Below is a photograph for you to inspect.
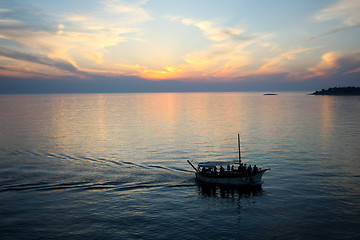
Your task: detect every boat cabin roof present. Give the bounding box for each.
[198,161,235,168]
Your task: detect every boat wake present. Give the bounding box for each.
[0,149,195,193]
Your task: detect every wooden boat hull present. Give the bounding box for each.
[195,170,268,186]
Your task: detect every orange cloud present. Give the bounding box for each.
[288,50,360,80]
[307,52,342,77]
[0,0,153,80]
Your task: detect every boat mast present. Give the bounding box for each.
[238,134,241,164]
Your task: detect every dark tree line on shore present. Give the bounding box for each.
[312,86,360,95]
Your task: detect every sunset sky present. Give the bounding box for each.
[0,0,359,93]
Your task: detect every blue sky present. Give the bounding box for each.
[0,0,359,93]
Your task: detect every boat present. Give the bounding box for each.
[187,134,270,186]
[264,93,277,95]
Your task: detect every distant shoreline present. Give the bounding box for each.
[312,87,360,95]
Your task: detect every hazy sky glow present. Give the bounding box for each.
[0,0,359,92]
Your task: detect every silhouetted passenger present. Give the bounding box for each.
[238,164,245,174]
[253,165,259,174]
[227,165,230,171]
[247,165,252,175]
[220,166,224,173]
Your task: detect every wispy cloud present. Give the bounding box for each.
[0,47,78,73]
[0,0,153,78]
[173,17,324,80]
[170,16,261,43]
[161,16,274,80]
[279,47,320,60]
[105,0,152,24]
[316,0,360,26]
[181,18,245,42]
[313,0,360,38]
[158,16,324,81]
[254,45,320,76]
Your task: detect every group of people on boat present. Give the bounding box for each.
[200,163,260,177]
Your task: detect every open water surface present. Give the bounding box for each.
[0,92,360,239]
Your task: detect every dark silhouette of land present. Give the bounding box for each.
[312,86,360,95]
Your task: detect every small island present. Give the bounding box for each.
[312,86,360,95]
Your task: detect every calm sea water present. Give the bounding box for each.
[0,92,360,239]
